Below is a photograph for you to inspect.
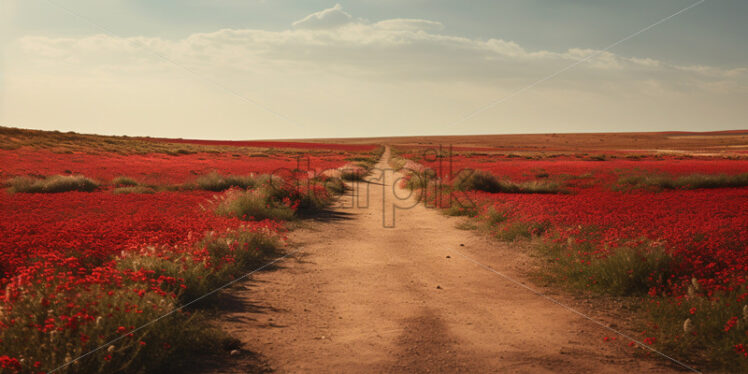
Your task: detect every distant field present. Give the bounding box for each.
[300,130,748,154]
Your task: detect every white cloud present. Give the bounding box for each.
[292,4,352,30]
[374,19,444,32]
[16,20,744,89]
[2,4,747,138]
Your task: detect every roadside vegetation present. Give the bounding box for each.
[1,226,279,374]
[394,149,748,372]
[0,170,349,373]
[0,130,382,373]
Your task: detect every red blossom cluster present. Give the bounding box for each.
[0,191,248,277]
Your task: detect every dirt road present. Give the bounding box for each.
[205,148,684,373]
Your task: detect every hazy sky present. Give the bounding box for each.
[1,0,746,140]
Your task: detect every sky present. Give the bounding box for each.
[1,0,746,140]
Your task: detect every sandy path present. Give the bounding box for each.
[204,147,684,373]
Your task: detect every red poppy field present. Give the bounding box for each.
[2,126,747,372]
[0,129,379,373]
[395,147,748,369]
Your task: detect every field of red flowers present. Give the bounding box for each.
[398,148,748,369]
[0,148,356,185]
[0,132,377,373]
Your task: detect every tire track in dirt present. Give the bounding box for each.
[202,147,685,373]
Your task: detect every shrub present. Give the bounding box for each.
[112,176,139,187]
[587,154,608,161]
[453,170,563,194]
[193,172,257,191]
[340,169,366,181]
[322,176,347,195]
[7,175,99,193]
[676,173,748,189]
[214,188,295,221]
[453,170,502,192]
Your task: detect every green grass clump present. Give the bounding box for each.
[322,176,347,195]
[404,170,437,190]
[495,220,551,241]
[112,176,139,187]
[538,240,673,296]
[193,172,258,191]
[215,188,296,221]
[340,169,366,181]
[7,175,99,193]
[453,170,502,192]
[442,201,478,217]
[389,157,407,171]
[113,186,155,194]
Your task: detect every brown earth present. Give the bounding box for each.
[297,131,748,154]
[4,126,746,154]
[199,147,694,373]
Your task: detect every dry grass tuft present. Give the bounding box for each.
[193,172,258,191]
[112,176,139,187]
[112,186,155,194]
[618,173,748,191]
[7,175,99,193]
